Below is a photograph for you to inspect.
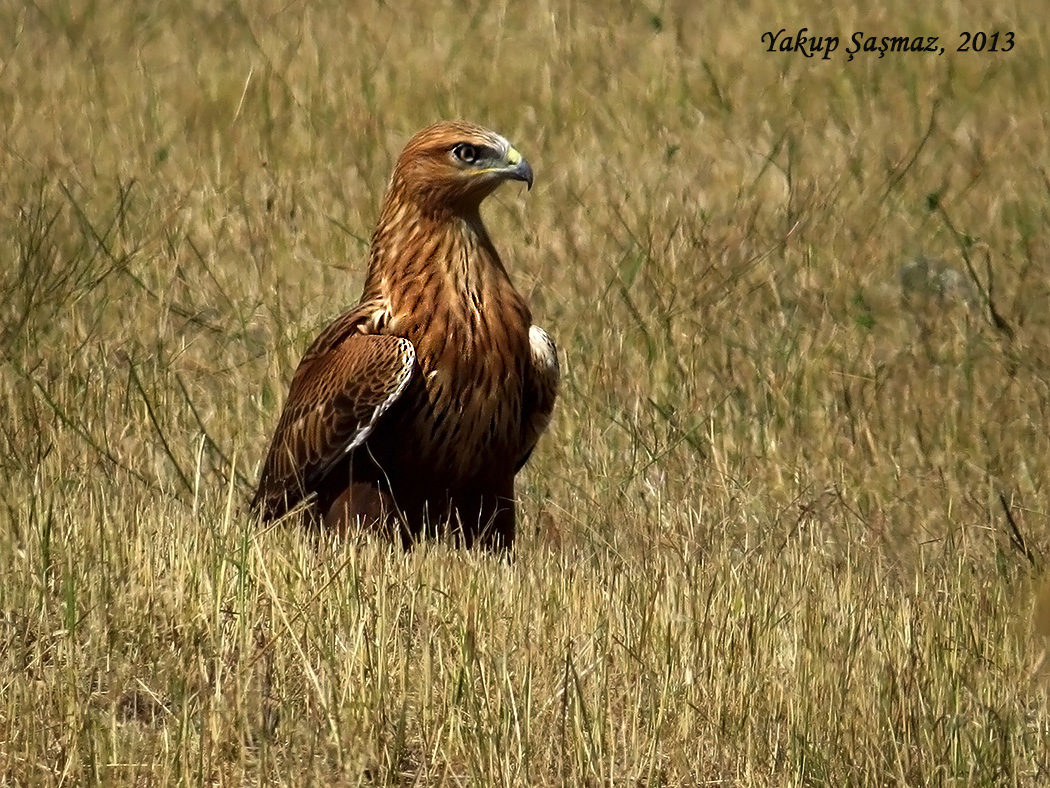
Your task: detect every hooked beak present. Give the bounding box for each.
[504,146,534,190]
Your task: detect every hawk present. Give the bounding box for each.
[251,121,559,550]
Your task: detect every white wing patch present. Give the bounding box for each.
[529,325,559,380]
[344,338,417,455]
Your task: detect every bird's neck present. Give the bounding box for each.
[362,199,515,317]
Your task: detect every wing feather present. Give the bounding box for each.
[252,317,416,518]
[517,324,559,471]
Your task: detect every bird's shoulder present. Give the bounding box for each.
[284,297,415,409]
[527,325,558,379]
[299,298,395,361]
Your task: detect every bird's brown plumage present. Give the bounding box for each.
[251,121,558,549]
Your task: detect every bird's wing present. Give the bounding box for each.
[252,313,416,518]
[516,324,559,471]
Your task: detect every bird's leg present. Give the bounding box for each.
[459,478,516,552]
[323,482,403,542]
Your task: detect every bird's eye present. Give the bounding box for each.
[453,143,480,165]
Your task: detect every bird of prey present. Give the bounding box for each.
[251,121,558,550]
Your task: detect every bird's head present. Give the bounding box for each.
[387,121,534,215]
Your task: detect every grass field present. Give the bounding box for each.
[2,0,1049,784]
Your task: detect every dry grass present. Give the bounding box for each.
[2,0,1049,784]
